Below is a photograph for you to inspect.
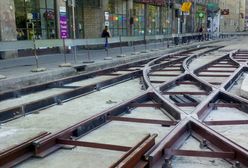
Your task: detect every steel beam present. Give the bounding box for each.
[164,92,209,95]
[56,139,131,152]
[204,120,248,125]
[149,74,180,77]
[109,116,177,126]
[170,149,235,159]
[150,80,165,84]
[110,134,157,168]
[0,132,50,168]
[197,74,230,77]
[129,103,162,108]
[199,69,235,73]
[209,65,238,68]
[175,103,198,107]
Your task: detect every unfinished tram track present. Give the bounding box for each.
[0,46,248,168]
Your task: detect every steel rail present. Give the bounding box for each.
[142,45,248,167]
[0,70,141,123]
[29,92,179,157]
[2,45,248,167]
[0,58,154,102]
[109,134,157,168]
[0,132,50,168]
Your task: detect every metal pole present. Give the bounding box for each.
[63,38,67,64]
[238,0,241,31]
[33,38,39,69]
[83,39,95,63]
[72,1,76,39]
[31,38,46,72]
[119,36,123,55]
[72,0,77,63]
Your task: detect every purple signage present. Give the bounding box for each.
[60,7,68,39]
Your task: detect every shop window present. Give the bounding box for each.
[161,7,170,34]
[15,0,56,40]
[147,5,160,35]
[133,3,145,36]
[84,0,101,8]
[107,0,127,37]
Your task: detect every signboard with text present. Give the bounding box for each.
[221,9,229,15]
[59,7,68,39]
[181,2,192,12]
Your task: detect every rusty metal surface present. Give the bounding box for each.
[1,47,248,167]
[0,132,50,168]
[143,48,248,167]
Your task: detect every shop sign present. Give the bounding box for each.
[198,12,205,18]
[181,2,192,12]
[196,5,206,18]
[184,12,190,16]
[27,13,33,20]
[105,21,109,27]
[59,7,68,39]
[221,9,229,15]
[104,12,109,21]
[207,3,219,13]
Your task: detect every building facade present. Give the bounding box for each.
[0,0,209,43]
[245,0,248,30]
[219,0,246,32]
[1,0,246,42]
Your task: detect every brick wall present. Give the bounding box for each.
[83,8,104,38]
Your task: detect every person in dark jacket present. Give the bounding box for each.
[198,26,203,41]
[101,26,111,50]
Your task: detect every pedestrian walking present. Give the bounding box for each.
[101,26,111,51]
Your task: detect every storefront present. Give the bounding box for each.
[107,0,128,37]
[195,4,207,32]
[161,6,171,34]
[15,0,56,40]
[133,0,166,36]
[147,5,160,35]
[133,2,145,36]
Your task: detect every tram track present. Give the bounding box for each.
[1,46,248,168]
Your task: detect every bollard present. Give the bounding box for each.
[162,36,165,48]
[72,46,77,64]
[187,36,190,45]
[167,37,170,48]
[131,39,138,55]
[151,37,159,51]
[59,38,72,67]
[174,37,179,46]
[31,38,47,72]
[83,39,95,63]
[117,36,126,57]
[141,37,149,53]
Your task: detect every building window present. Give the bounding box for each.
[15,0,56,40]
[108,0,127,37]
[161,6,170,34]
[147,5,160,35]
[84,0,101,8]
[133,3,145,36]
